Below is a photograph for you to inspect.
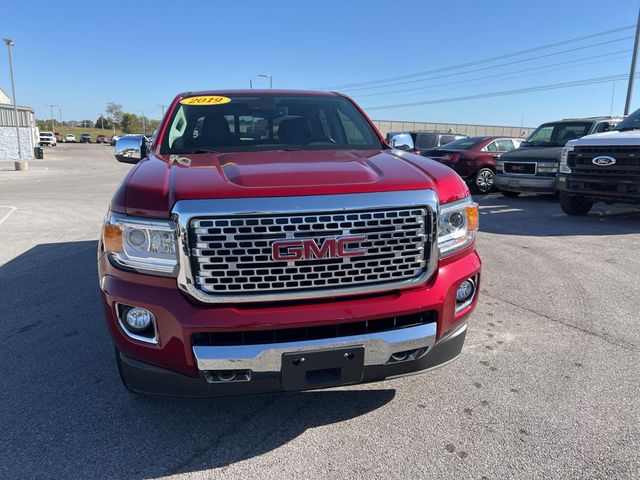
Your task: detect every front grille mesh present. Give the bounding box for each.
[570,146,640,176]
[189,207,430,296]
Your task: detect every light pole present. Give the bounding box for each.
[138,110,146,135]
[258,74,272,89]
[156,104,166,117]
[45,104,59,132]
[624,5,640,115]
[4,38,26,170]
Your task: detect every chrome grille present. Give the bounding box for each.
[189,207,430,297]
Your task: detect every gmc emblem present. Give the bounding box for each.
[271,235,367,261]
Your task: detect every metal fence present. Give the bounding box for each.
[0,104,34,127]
[372,119,534,138]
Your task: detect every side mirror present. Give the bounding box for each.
[114,135,148,164]
[389,133,414,152]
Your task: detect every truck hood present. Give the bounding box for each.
[113,149,469,217]
[499,145,562,163]
[567,129,640,146]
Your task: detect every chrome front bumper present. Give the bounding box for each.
[193,322,439,373]
[494,174,556,192]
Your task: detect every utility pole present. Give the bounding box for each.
[45,104,59,132]
[4,38,26,170]
[624,5,640,115]
[258,74,272,89]
[138,110,146,135]
[610,82,617,116]
[156,104,166,116]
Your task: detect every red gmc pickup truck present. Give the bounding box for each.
[99,90,481,397]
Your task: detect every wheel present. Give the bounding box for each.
[473,168,495,194]
[559,192,593,215]
[500,189,521,198]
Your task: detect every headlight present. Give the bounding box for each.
[560,146,573,173]
[438,197,479,257]
[102,212,178,276]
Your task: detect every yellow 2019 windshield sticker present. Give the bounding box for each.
[180,95,231,105]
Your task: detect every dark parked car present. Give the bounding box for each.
[386,131,468,154]
[423,136,523,193]
[96,134,109,144]
[494,116,622,197]
[80,133,92,143]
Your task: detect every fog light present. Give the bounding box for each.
[125,307,154,332]
[456,280,475,302]
[455,277,477,313]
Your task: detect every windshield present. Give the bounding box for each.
[160,94,383,154]
[616,109,640,131]
[522,122,591,147]
[40,132,53,137]
[436,136,485,150]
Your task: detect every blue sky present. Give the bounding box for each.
[1,0,638,127]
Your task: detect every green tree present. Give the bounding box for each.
[106,102,123,125]
[120,113,140,133]
[95,115,111,129]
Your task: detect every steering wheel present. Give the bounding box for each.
[303,136,337,145]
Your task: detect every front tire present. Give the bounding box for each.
[473,168,495,194]
[559,192,593,216]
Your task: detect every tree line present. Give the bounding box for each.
[36,102,161,134]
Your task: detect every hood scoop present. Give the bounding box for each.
[218,152,380,188]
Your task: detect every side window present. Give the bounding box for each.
[593,121,614,133]
[168,106,187,148]
[224,115,236,134]
[337,110,366,145]
[418,135,436,149]
[418,135,433,149]
[192,116,205,139]
[495,139,515,152]
[439,135,455,146]
[485,141,499,152]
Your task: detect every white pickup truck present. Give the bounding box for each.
[558,109,640,215]
[39,131,57,147]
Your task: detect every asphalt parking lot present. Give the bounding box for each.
[1,144,639,479]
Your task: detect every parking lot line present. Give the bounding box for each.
[0,206,17,226]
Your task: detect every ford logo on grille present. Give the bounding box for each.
[592,156,616,166]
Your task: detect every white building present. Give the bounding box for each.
[0,87,37,160]
[0,88,10,104]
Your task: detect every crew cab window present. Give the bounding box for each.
[418,134,436,149]
[161,94,382,154]
[495,139,516,152]
[439,135,456,146]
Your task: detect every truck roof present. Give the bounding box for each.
[557,115,624,122]
[176,89,339,97]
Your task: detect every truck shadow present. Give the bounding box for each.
[473,193,640,236]
[0,241,395,478]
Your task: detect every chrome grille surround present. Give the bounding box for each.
[173,190,439,303]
